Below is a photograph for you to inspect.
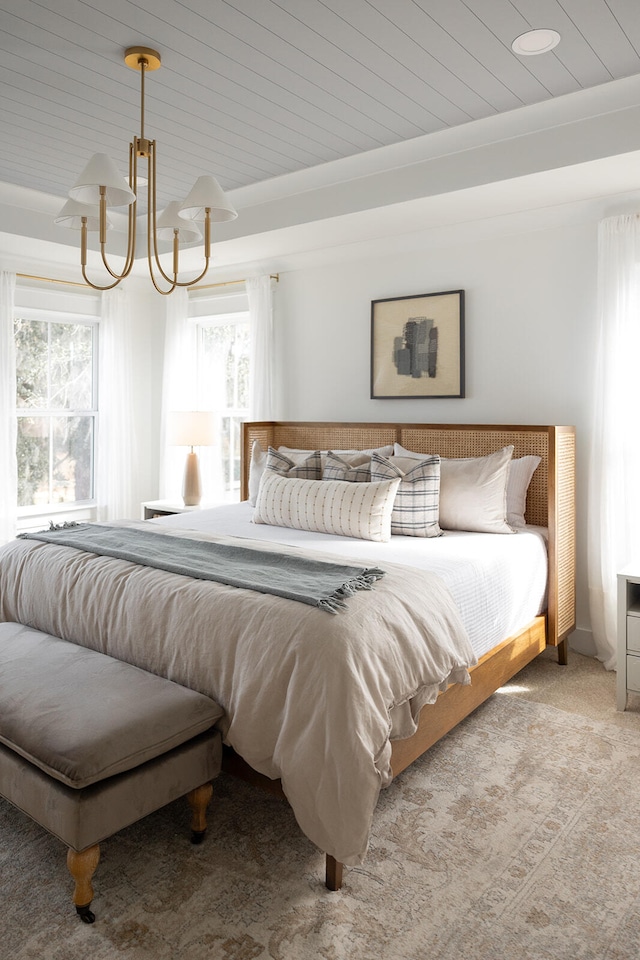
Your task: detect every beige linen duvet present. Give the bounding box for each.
[0,521,474,865]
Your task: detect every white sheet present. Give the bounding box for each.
[152,502,548,660]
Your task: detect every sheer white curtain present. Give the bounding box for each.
[0,271,17,543]
[159,288,196,498]
[97,287,139,520]
[588,213,640,669]
[247,275,275,419]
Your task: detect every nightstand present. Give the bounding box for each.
[617,567,640,710]
[141,499,205,520]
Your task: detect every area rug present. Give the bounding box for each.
[3,694,640,960]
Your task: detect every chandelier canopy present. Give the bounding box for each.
[55,46,237,295]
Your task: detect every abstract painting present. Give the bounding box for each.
[370,290,465,399]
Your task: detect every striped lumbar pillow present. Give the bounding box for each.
[253,472,400,542]
[370,453,442,538]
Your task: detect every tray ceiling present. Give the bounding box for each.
[1,0,639,213]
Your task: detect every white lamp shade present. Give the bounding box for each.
[54,199,111,231]
[178,176,237,223]
[69,153,136,207]
[168,410,215,447]
[156,201,202,243]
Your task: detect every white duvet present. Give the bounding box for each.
[0,509,547,864]
[154,502,549,659]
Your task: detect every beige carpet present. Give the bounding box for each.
[3,652,640,960]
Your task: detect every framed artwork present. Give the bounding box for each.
[370,289,465,399]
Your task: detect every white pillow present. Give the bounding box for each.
[507,455,541,528]
[370,453,442,538]
[394,443,537,531]
[248,440,267,505]
[253,472,400,542]
[438,446,514,534]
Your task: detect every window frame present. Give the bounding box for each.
[15,304,100,522]
[195,309,250,501]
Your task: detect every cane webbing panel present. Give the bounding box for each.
[549,428,577,643]
[399,427,549,527]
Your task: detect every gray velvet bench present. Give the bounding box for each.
[0,622,224,923]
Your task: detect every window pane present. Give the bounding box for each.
[15,319,48,409]
[199,316,249,500]
[52,416,94,502]
[200,322,250,410]
[16,417,50,507]
[50,323,94,410]
[15,315,97,510]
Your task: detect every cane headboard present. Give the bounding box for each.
[241,421,576,647]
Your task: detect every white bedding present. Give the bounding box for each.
[152,501,548,660]
[0,522,475,866]
[0,507,547,866]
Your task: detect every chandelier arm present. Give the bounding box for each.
[172,256,212,287]
[80,220,128,291]
[147,140,178,291]
[98,196,136,281]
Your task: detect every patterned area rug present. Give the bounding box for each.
[3,694,640,960]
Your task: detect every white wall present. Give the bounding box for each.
[274,216,598,646]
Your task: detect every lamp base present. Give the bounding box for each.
[182,451,202,506]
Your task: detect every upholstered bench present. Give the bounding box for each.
[0,622,224,923]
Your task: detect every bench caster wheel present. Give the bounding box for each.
[76,903,95,924]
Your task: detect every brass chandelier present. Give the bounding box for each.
[55,46,237,295]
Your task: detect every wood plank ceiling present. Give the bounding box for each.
[0,0,639,208]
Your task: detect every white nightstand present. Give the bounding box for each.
[141,499,206,520]
[617,567,640,710]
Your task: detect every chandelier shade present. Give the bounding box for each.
[54,199,111,232]
[68,153,136,207]
[156,201,202,243]
[55,46,238,295]
[179,176,238,223]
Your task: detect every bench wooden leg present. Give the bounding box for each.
[187,782,213,844]
[557,637,568,665]
[325,854,343,891]
[67,844,100,923]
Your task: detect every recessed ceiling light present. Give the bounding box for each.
[511,29,561,56]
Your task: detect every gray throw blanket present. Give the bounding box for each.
[19,524,385,614]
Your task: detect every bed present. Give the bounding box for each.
[0,420,575,890]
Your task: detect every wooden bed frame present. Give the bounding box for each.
[229,421,576,890]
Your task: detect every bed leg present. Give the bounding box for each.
[557,638,568,666]
[325,855,343,891]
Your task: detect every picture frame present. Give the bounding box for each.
[370,289,465,399]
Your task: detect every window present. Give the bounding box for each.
[197,313,249,499]
[15,313,98,511]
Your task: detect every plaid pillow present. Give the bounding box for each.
[370,453,442,538]
[322,452,371,483]
[266,447,322,480]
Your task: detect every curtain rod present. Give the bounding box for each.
[191,274,279,291]
[16,272,280,290]
[17,273,90,289]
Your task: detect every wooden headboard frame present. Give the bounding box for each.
[241,421,576,648]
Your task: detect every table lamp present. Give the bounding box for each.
[168,411,215,506]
